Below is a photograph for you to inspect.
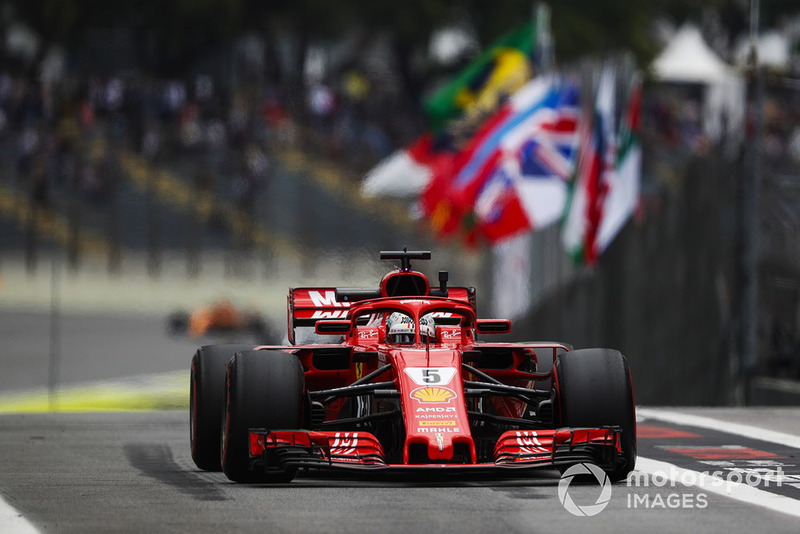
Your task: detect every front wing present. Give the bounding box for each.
[248,427,621,475]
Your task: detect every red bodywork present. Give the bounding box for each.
[246,261,624,475]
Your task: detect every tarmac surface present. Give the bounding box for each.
[1,410,799,533]
[1,259,800,533]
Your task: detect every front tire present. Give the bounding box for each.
[221,350,305,483]
[190,344,255,471]
[554,348,636,482]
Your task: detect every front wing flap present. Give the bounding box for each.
[249,427,621,474]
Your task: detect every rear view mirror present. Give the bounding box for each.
[475,319,511,335]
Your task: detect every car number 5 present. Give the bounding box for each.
[422,369,441,383]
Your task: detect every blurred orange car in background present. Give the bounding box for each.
[167,298,275,342]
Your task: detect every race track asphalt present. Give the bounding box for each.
[1,310,799,533]
[2,410,800,534]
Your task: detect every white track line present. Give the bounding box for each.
[635,456,800,518]
[0,494,40,534]
[637,407,800,450]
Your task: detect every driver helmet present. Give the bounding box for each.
[420,313,436,343]
[387,312,415,344]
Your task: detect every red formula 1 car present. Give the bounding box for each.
[189,250,636,483]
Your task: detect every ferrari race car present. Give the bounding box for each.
[189,250,636,483]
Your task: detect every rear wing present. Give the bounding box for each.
[287,286,476,345]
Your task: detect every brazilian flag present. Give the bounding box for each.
[424,22,537,135]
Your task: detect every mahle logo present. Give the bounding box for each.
[558,463,612,517]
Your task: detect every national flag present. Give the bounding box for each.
[596,73,642,252]
[473,159,530,242]
[472,83,580,243]
[361,21,540,199]
[561,66,616,265]
[361,134,443,198]
[420,76,559,239]
[425,21,536,135]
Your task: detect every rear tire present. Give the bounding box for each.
[554,348,636,482]
[190,344,255,471]
[221,350,305,483]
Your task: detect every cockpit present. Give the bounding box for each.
[347,306,471,347]
[385,312,438,344]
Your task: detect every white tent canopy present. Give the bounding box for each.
[652,25,734,83]
[734,31,790,69]
[651,24,745,141]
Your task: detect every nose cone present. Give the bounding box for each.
[393,348,476,463]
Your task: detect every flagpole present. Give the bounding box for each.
[535,3,553,74]
[737,0,762,405]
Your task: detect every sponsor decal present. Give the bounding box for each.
[416,407,456,413]
[404,367,457,386]
[417,427,461,433]
[419,420,456,427]
[441,330,461,340]
[515,431,549,454]
[411,386,456,404]
[358,330,378,340]
[415,413,457,420]
[330,432,358,456]
[308,290,350,308]
[311,310,348,319]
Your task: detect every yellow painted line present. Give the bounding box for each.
[0,371,188,413]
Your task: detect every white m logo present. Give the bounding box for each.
[309,290,350,308]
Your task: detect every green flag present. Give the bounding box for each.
[424,21,537,135]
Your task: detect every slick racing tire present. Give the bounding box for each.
[190,344,255,471]
[554,348,637,482]
[221,350,305,483]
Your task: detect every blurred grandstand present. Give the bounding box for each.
[1,2,800,404]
